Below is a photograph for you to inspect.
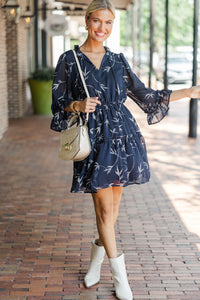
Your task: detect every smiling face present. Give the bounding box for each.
[86,9,114,43]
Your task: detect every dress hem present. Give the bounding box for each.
[70,177,150,194]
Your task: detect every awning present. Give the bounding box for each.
[55,0,133,10]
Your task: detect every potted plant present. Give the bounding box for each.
[28,68,55,115]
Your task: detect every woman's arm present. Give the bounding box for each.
[64,97,101,113]
[170,86,200,102]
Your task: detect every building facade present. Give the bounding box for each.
[0,1,84,140]
[0,1,29,139]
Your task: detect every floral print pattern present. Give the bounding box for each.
[51,46,171,193]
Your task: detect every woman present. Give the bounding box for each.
[51,1,200,299]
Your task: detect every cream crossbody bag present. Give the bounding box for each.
[58,50,91,161]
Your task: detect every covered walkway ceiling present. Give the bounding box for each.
[55,0,133,10]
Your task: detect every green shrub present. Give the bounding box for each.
[30,68,55,81]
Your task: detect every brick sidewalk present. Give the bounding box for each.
[0,99,200,300]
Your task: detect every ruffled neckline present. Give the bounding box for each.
[74,45,110,71]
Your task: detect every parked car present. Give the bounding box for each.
[155,53,193,84]
[167,55,193,84]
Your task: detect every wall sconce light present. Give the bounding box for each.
[1,0,8,7]
[1,0,21,23]
[21,0,34,28]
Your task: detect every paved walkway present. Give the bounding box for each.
[0,98,200,300]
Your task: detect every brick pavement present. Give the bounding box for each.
[0,98,200,300]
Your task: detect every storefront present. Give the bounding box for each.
[0,0,198,140]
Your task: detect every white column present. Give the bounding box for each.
[106,10,120,53]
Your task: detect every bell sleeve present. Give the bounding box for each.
[120,53,172,125]
[51,52,74,132]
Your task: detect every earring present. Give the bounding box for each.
[85,25,88,30]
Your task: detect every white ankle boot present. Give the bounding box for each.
[109,253,133,300]
[84,240,105,288]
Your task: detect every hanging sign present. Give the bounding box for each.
[44,14,68,36]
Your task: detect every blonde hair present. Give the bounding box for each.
[86,0,115,19]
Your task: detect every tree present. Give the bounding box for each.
[120,0,194,51]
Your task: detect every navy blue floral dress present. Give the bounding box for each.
[51,45,171,193]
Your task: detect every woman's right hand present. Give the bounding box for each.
[74,97,101,113]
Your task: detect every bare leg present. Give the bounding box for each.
[113,186,123,225]
[92,186,123,258]
[97,186,123,247]
[91,187,132,299]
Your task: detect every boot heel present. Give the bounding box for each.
[109,253,133,300]
[84,240,105,288]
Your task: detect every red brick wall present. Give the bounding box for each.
[6,18,19,118]
[6,10,28,118]
[0,10,8,138]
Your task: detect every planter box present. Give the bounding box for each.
[28,79,53,115]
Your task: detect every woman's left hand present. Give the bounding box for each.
[189,86,200,99]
